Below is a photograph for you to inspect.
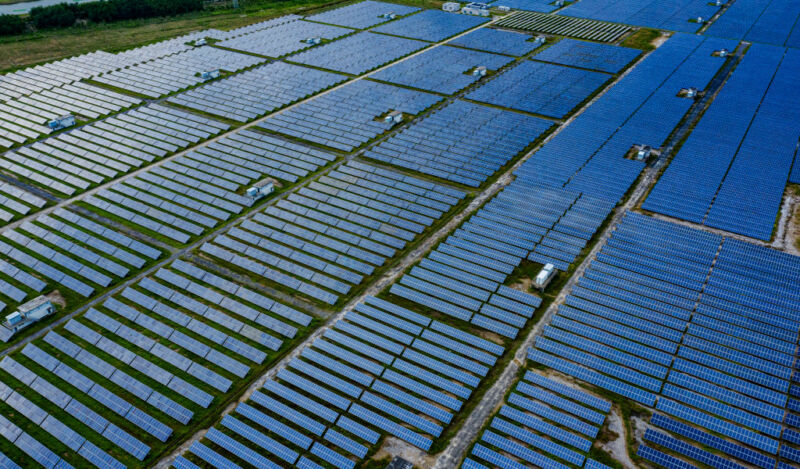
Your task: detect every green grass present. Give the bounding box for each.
[621,28,661,51]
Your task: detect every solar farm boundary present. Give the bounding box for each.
[152,32,667,469]
[429,36,753,469]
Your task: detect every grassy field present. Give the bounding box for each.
[620,27,662,50]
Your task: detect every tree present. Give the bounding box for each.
[29,3,77,28]
[0,14,25,36]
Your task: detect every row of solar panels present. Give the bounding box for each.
[83,125,339,245]
[0,104,227,199]
[644,44,800,241]
[201,161,463,304]
[173,296,504,469]
[388,179,616,339]
[464,370,612,469]
[493,11,632,42]
[517,33,735,205]
[529,211,800,469]
[560,0,721,33]
[0,255,313,468]
[0,182,46,225]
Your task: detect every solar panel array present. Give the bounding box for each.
[705,0,800,48]
[0,182,46,226]
[200,161,464,304]
[0,51,122,101]
[494,12,632,42]
[306,0,421,29]
[0,255,313,466]
[209,14,302,40]
[258,79,443,151]
[531,38,641,73]
[0,35,200,102]
[0,103,228,197]
[85,124,338,244]
[447,28,541,57]
[167,62,347,122]
[464,371,611,469]
[561,0,721,32]
[180,296,504,468]
[2,2,800,468]
[387,179,612,338]
[0,83,141,149]
[0,33,238,151]
[371,9,489,42]
[516,33,735,204]
[466,60,610,118]
[289,31,429,75]
[643,44,800,241]
[0,207,161,328]
[217,20,353,58]
[528,211,800,469]
[365,99,553,186]
[93,47,266,99]
[370,46,514,94]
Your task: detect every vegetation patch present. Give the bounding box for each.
[621,27,661,51]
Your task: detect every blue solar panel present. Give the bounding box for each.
[532,38,640,73]
[650,414,774,469]
[371,10,488,42]
[236,402,312,450]
[656,399,779,454]
[644,45,799,240]
[706,0,800,48]
[448,28,540,56]
[222,415,299,464]
[646,428,750,468]
[561,0,719,32]
[637,444,697,469]
[466,60,610,118]
[370,46,514,94]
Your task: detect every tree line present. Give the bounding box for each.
[0,0,203,36]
